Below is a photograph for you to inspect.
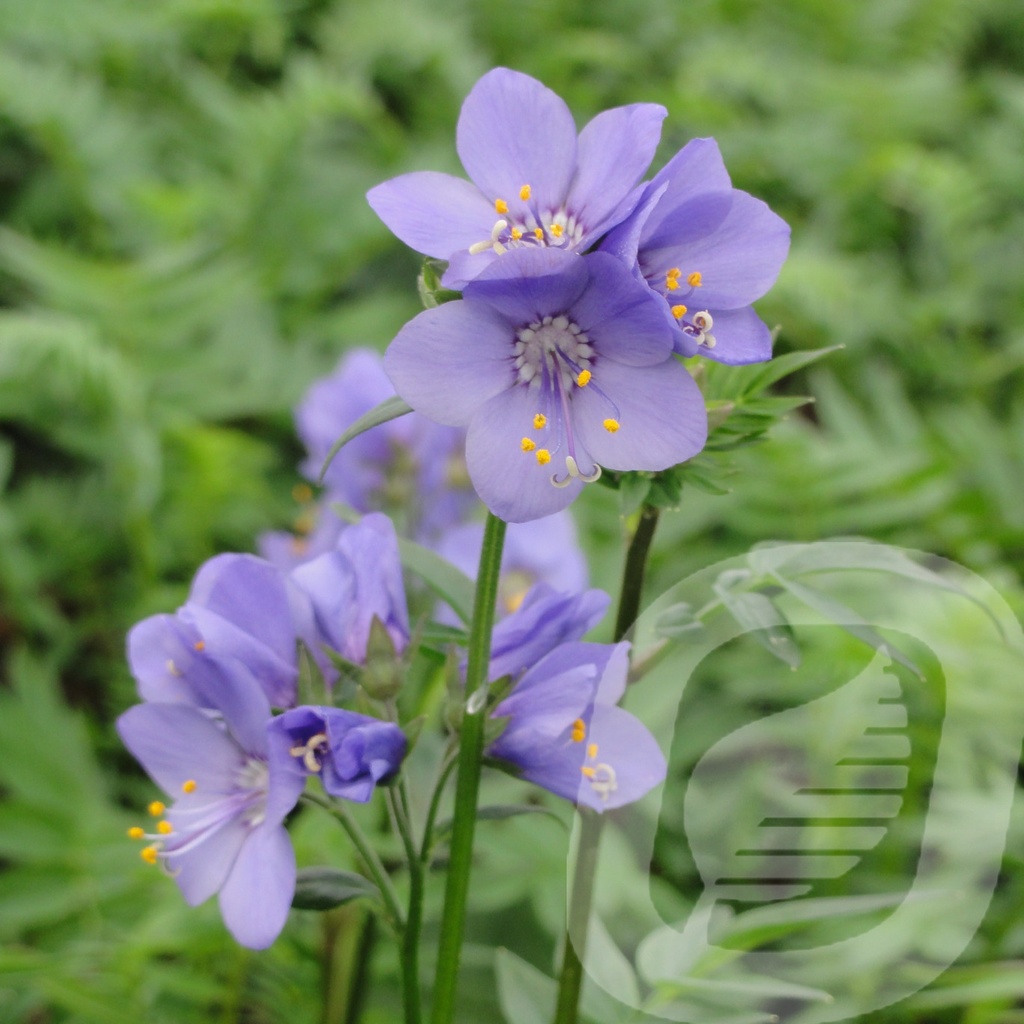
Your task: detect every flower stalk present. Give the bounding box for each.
[430,512,508,1024]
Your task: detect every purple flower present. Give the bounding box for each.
[267,706,407,802]
[488,583,610,682]
[385,247,707,522]
[295,349,473,542]
[117,660,304,949]
[258,503,347,573]
[367,68,666,289]
[601,138,790,364]
[488,642,666,811]
[128,554,315,709]
[435,510,588,619]
[290,513,410,665]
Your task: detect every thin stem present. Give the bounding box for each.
[552,503,661,1024]
[302,792,406,932]
[430,513,507,1024]
[420,749,459,865]
[389,786,424,1024]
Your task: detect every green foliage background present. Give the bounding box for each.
[1,0,1023,1021]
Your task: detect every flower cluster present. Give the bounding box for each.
[119,515,410,948]
[371,68,789,521]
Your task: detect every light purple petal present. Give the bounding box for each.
[384,301,514,427]
[569,103,667,239]
[465,386,583,523]
[117,703,244,796]
[574,358,707,471]
[218,824,296,949]
[441,247,500,290]
[696,305,774,365]
[642,191,791,309]
[366,171,495,259]
[168,815,248,906]
[127,614,204,704]
[457,68,577,212]
[569,252,674,366]
[598,182,668,268]
[646,137,732,211]
[463,247,589,327]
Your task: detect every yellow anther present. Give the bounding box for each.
[505,590,527,614]
[667,267,682,279]
[495,198,508,214]
[291,482,313,504]
[519,184,531,200]
[127,826,145,840]
[603,418,620,433]
[182,779,197,794]
[533,413,547,429]
[141,845,160,865]
[576,370,592,387]
[687,271,702,287]
[520,437,537,452]
[671,304,688,319]
[294,512,315,535]
[536,449,551,466]
[157,820,173,835]
[571,718,586,743]
[511,227,523,240]
[148,801,166,817]
[193,640,205,652]
[533,227,544,240]
[290,537,309,556]
[580,766,597,779]
[666,277,679,291]
[587,743,599,760]
[549,223,564,238]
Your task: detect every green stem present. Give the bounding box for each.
[302,792,406,933]
[430,513,507,1024]
[420,750,458,865]
[552,503,661,1024]
[389,786,424,1024]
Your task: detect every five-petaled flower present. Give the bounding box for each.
[385,247,707,522]
[367,67,667,290]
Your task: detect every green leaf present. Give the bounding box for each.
[435,804,567,839]
[713,581,801,668]
[495,948,556,1024]
[317,395,413,484]
[617,472,652,517]
[732,345,843,399]
[397,538,475,624]
[291,867,381,910]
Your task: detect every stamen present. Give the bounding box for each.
[587,743,599,760]
[289,732,329,773]
[505,590,527,614]
[687,271,702,287]
[495,198,508,214]
[148,801,166,817]
[511,227,523,240]
[157,820,173,835]
[571,719,586,743]
[535,449,551,466]
[576,370,591,387]
[549,223,564,238]
[519,184,531,200]
[182,779,197,794]
[533,413,547,429]
[666,278,679,291]
[193,640,205,652]
[533,228,544,240]
[520,437,536,452]
[141,845,160,864]
[127,826,145,840]
[603,419,620,433]
[671,304,688,319]
[581,766,596,779]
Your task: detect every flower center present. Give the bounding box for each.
[651,266,716,348]
[289,731,330,773]
[579,740,618,803]
[511,316,621,488]
[468,186,586,257]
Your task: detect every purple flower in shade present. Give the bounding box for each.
[267,707,407,802]
[128,554,315,709]
[488,583,610,682]
[117,659,305,949]
[488,642,666,811]
[385,247,708,523]
[600,138,791,364]
[259,503,347,573]
[435,510,588,619]
[367,68,667,290]
[290,513,410,665]
[293,349,473,543]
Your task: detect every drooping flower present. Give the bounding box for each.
[128,553,316,709]
[600,138,791,364]
[290,513,410,665]
[435,510,588,619]
[291,349,474,543]
[118,658,304,949]
[267,706,407,802]
[488,641,665,811]
[367,68,667,289]
[385,247,707,522]
[487,583,610,682]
